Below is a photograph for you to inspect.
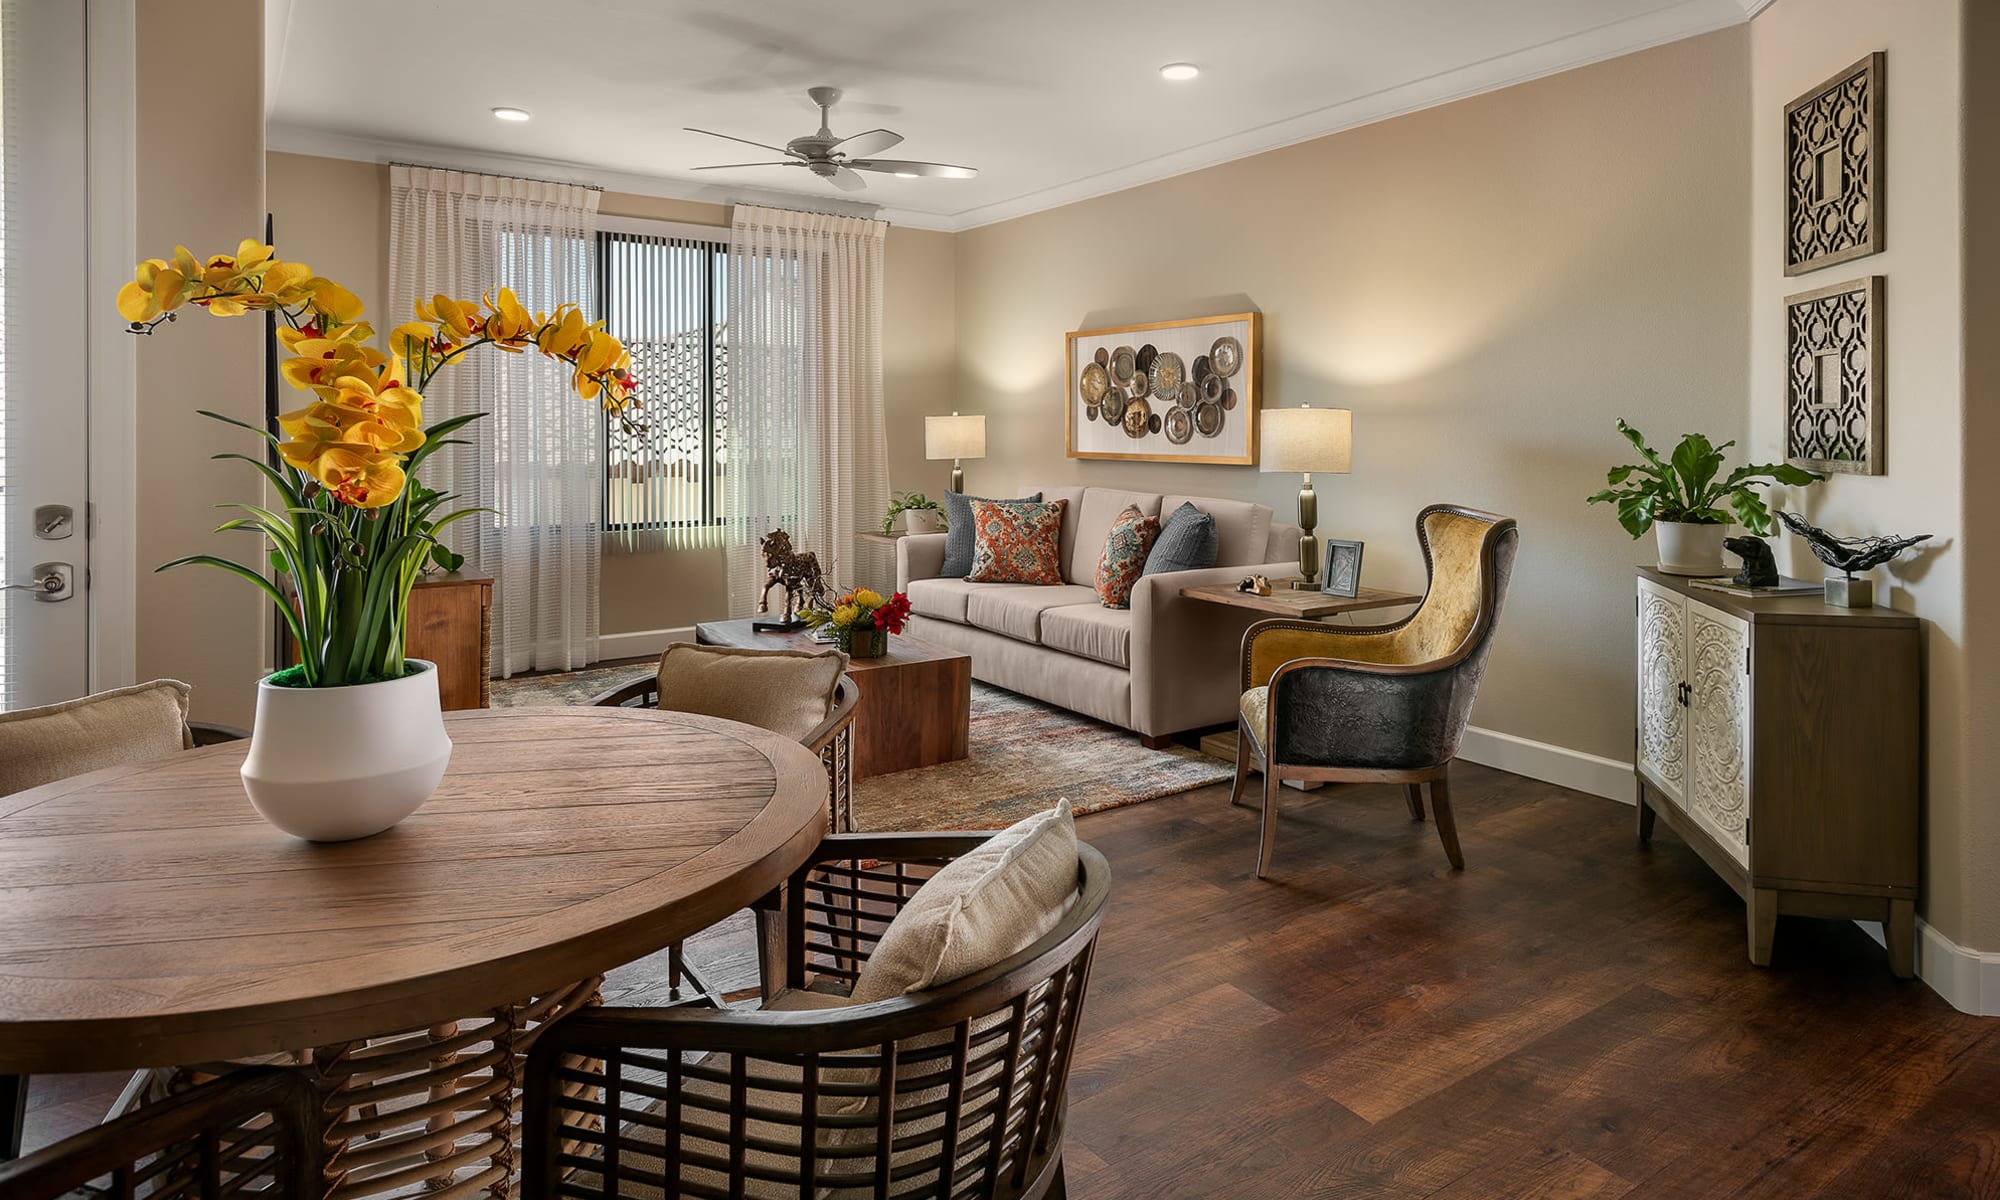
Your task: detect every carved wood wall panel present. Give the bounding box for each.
[1636,582,1687,805]
[1784,52,1884,276]
[1785,275,1883,476]
[1687,604,1750,869]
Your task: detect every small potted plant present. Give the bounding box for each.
[882,490,946,534]
[801,588,911,659]
[1587,419,1822,574]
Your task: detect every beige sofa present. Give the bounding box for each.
[896,485,1300,743]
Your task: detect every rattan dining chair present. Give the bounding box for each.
[1232,503,1519,878]
[0,1067,321,1199]
[523,831,1110,1200]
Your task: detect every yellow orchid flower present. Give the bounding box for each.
[483,288,535,345]
[235,239,275,271]
[263,261,315,304]
[311,446,407,509]
[309,280,364,327]
[535,306,592,359]
[417,294,481,344]
[116,259,189,322]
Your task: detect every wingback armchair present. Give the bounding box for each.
[1232,504,1519,878]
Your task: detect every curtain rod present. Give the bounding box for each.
[389,160,605,193]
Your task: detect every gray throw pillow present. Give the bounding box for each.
[1142,502,1219,575]
[941,489,1041,578]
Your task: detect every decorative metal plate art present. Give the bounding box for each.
[1784,275,1882,475]
[1065,312,1261,464]
[1785,52,1884,277]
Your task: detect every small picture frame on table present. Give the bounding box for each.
[1321,539,1364,598]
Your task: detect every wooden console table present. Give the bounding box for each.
[408,572,492,710]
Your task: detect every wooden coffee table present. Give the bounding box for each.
[697,619,972,779]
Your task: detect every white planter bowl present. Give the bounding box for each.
[1654,521,1728,576]
[240,660,452,842]
[900,508,945,534]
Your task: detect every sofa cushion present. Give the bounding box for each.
[1143,502,1219,575]
[906,577,991,624]
[852,799,1078,1001]
[965,585,1100,644]
[1161,494,1274,568]
[656,642,847,741]
[1095,504,1161,609]
[966,498,1067,585]
[0,679,192,797]
[1041,604,1134,669]
[1066,489,1164,584]
[940,489,1040,578]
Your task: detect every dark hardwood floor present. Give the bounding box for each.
[18,763,1998,1197]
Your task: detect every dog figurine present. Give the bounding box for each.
[1725,535,1779,588]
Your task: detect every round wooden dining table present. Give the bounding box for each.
[0,705,830,1196]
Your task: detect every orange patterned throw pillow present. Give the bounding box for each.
[966,498,1068,585]
[1095,504,1161,608]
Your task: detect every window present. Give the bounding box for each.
[596,222,729,544]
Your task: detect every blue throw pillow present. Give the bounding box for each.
[1142,502,1218,576]
[941,490,1041,578]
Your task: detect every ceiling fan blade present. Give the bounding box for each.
[829,128,903,159]
[847,158,979,180]
[684,127,795,156]
[689,162,801,171]
[827,166,868,192]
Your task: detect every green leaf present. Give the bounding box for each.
[431,544,466,572]
[1728,489,1775,535]
[198,409,279,443]
[1670,433,1727,505]
[1615,493,1655,538]
[1606,465,1636,486]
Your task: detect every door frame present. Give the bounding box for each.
[84,0,137,693]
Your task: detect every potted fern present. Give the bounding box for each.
[1587,419,1822,574]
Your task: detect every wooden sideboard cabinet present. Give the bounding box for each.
[408,572,493,710]
[1632,567,1921,977]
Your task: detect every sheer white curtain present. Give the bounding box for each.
[388,165,602,676]
[724,206,889,616]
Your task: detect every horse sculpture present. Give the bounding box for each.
[757,528,830,628]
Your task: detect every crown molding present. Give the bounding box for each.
[270,0,1754,235]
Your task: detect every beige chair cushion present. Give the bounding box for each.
[0,680,192,797]
[963,584,1100,644]
[1040,604,1134,668]
[1160,494,1274,568]
[656,642,847,742]
[852,800,1079,1003]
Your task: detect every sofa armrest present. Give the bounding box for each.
[896,532,950,591]
[1127,561,1301,738]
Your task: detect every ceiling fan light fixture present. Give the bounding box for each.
[491,106,532,122]
[1159,62,1200,81]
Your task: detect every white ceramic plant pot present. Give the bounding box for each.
[1654,521,1728,576]
[240,660,452,842]
[901,508,945,534]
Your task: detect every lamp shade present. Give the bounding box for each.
[1259,405,1352,473]
[926,413,986,461]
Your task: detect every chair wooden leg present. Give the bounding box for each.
[1429,772,1465,870]
[668,941,686,998]
[1229,730,1253,808]
[1256,762,1282,879]
[1,1073,25,1161]
[1404,783,1426,822]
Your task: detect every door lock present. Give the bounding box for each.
[33,504,74,540]
[2,562,73,602]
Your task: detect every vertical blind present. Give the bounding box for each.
[599,227,729,550]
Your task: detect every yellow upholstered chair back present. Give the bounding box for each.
[1374,507,1510,667]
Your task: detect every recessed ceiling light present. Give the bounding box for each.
[1159,63,1200,81]
[491,106,532,122]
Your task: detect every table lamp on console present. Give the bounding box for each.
[926,412,986,493]
[1259,404,1353,589]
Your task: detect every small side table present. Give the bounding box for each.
[1182,578,1423,779]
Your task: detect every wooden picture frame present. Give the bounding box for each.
[1784,52,1884,276]
[1065,312,1261,465]
[1320,539,1365,598]
[1784,275,1883,476]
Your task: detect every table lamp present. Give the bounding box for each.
[1259,404,1353,589]
[926,412,986,493]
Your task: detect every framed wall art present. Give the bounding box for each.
[1065,312,1261,465]
[1784,275,1883,476]
[1784,51,1884,276]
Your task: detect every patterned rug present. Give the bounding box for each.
[489,669,1230,831]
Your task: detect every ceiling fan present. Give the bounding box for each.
[685,86,978,193]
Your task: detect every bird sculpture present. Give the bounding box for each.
[1775,510,1931,580]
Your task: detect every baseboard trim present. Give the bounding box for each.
[597,627,693,662]
[1855,919,2000,1017]
[1458,725,1636,805]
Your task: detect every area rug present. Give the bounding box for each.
[488,668,1230,831]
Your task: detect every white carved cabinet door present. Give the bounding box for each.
[1636,578,1689,807]
[1687,600,1751,868]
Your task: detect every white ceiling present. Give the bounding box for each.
[266,0,1766,232]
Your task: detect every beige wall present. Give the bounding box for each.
[1749,0,1988,951]
[263,155,959,641]
[943,29,1753,765]
[135,0,267,725]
